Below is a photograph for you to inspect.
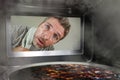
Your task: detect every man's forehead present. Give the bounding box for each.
[46,18,63,29]
[45,18,63,29]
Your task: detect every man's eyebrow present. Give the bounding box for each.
[47,22,53,28]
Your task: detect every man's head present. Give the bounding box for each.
[33,16,71,48]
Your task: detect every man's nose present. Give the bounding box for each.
[42,31,52,40]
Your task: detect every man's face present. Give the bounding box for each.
[33,17,65,48]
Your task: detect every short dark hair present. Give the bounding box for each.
[46,16,71,40]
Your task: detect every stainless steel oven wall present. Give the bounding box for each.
[0,8,7,66]
[0,1,8,80]
[91,0,120,68]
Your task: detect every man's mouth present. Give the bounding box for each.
[37,38,44,46]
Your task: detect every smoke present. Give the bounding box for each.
[85,0,120,68]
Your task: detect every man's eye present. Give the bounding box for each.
[45,25,50,30]
[53,34,59,40]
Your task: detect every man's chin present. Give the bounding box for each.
[33,42,43,49]
[35,45,44,49]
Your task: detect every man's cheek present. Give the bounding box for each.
[36,33,41,38]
